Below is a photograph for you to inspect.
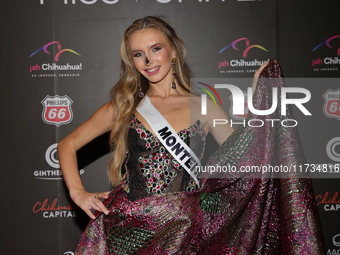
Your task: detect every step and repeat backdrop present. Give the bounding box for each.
[1,0,339,254]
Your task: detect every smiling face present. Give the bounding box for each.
[128,28,176,86]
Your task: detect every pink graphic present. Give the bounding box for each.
[218,37,269,57]
[196,82,222,106]
[312,35,340,55]
[30,41,81,61]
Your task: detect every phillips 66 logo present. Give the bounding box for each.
[41,95,73,126]
[323,89,340,120]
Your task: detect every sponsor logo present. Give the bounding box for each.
[327,137,340,162]
[41,95,73,126]
[34,143,84,180]
[313,35,340,56]
[46,143,60,169]
[327,234,340,254]
[32,198,78,218]
[218,37,269,74]
[30,41,81,61]
[218,37,269,57]
[323,89,340,120]
[316,191,340,212]
[334,234,340,247]
[29,41,82,78]
[312,35,340,73]
[34,143,63,180]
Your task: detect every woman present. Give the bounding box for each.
[58,16,324,254]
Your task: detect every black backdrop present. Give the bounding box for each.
[1,0,340,254]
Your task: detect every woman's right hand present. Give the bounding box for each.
[71,189,110,219]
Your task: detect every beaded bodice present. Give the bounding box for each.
[122,115,206,201]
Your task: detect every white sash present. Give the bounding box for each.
[136,95,201,187]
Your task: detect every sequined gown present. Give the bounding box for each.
[76,59,325,255]
[121,115,205,201]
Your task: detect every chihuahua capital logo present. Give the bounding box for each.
[30,41,81,61]
[218,37,269,57]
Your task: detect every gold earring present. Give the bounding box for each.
[171,57,176,89]
[138,75,145,97]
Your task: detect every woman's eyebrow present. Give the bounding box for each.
[130,42,164,53]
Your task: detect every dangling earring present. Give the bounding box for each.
[171,57,177,89]
[138,76,145,97]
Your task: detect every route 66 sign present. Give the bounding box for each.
[323,89,340,120]
[41,95,73,126]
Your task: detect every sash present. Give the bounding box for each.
[137,95,201,187]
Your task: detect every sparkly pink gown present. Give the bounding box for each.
[76,59,325,254]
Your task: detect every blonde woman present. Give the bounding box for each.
[58,16,324,254]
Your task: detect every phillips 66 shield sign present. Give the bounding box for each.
[41,95,73,126]
[323,89,340,120]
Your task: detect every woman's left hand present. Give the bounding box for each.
[252,61,269,93]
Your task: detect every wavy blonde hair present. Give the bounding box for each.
[108,16,192,185]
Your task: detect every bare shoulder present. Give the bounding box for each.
[91,102,115,122]
[75,102,116,138]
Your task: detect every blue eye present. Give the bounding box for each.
[133,52,143,58]
[152,47,161,52]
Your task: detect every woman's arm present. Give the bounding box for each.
[57,102,115,219]
[202,100,235,146]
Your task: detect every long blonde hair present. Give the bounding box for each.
[108,16,192,185]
